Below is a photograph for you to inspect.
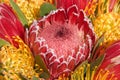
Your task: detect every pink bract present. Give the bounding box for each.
[56,0,97,13]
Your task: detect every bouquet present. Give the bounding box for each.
[0,0,120,80]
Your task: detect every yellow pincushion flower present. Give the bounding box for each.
[15,0,42,25]
[92,0,120,48]
[15,0,54,25]
[94,12,120,47]
[0,37,39,79]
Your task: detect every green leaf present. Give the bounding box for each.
[0,63,3,75]
[39,72,50,79]
[40,2,56,17]
[18,73,28,80]
[91,34,104,59]
[10,0,28,27]
[32,76,39,80]
[71,61,89,80]
[35,55,50,79]
[90,54,105,71]
[0,39,9,47]
[89,54,105,79]
[74,60,88,72]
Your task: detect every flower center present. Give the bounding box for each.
[55,27,71,39]
[38,22,82,58]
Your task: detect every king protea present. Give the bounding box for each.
[0,3,25,47]
[26,5,95,79]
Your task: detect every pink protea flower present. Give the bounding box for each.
[0,3,25,46]
[94,41,120,80]
[26,5,95,79]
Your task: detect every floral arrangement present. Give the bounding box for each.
[0,0,120,80]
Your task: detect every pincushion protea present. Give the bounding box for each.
[26,5,95,79]
[0,3,25,47]
[92,0,120,49]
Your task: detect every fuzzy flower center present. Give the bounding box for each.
[55,27,72,39]
[39,22,83,58]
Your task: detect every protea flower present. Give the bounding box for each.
[56,0,97,15]
[26,5,95,79]
[0,3,25,47]
[92,0,120,49]
[0,37,39,79]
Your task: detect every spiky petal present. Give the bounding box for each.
[26,5,95,79]
[56,0,97,15]
[94,41,120,80]
[0,3,25,47]
[109,0,117,12]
